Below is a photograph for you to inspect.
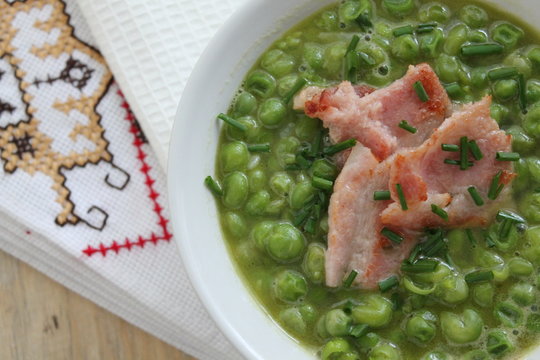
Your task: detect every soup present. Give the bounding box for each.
[207,0,540,358]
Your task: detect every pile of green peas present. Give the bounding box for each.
[212,0,540,358]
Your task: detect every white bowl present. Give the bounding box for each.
[168,1,540,359]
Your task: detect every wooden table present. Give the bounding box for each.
[0,250,197,360]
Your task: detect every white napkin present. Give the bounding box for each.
[0,0,244,359]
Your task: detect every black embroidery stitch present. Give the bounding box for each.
[10,132,34,159]
[0,99,15,116]
[33,56,94,90]
[78,205,109,231]
[132,118,148,144]
[104,163,130,190]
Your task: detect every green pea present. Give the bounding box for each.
[519,192,540,223]
[504,51,532,78]
[508,257,534,277]
[414,261,453,284]
[261,49,296,78]
[528,47,540,69]
[251,220,276,251]
[357,332,381,353]
[468,29,488,43]
[474,248,504,268]
[383,0,415,17]
[486,220,520,253]
[420,28,444,58]
[507,126,535,154]
[490,103,510,124]
[493,79,518,102]
[269,172,293,197]
[352,294,393,328]
[267,223,305,261]
[311,159,338,181]
[494,301,524,327]
[236,241,263,266]
[290,181,316,210]
[440,309,483,344]
[418,2,450,23]
[223,171,249,209]
[405,311,437,344]
[510,283,536,306]
[463,350,490,360]
[279,307,307,334]
[525,103,540,137]
[235,92,258,116]
[527,313,540,332]
[391,34,419,62]
[486,330,514,356]
[303,243,326,284]
[421,351,451,360]
[435,275,469,304]
[277,74,299,98]
[246,70,276,98]
[227,115,260,142]
[459,5,488,28]
[248,168,266,193]
[492,264,510,283]
[323,42,348,77]
[220,141,249,173]
[325,309,352,337]
[320,215,329,233]
[470,67,488,88]
[527,79,540,103]
[259,98,287,128]
[317,315,330,339]
[315,11,339,31]
[275,136,301,167]
[265,199,286,216]
[491,22,524,50]
[273,269,307,302]
[321,338,354,360]
[304,43,325,70]
[523,226,540,264]
[513,158,530,192]
[295,116,321,142]
[435,54,463,83]
[358,42,389,66]
[223,212,248,238]
[473,283,494,308]
[245,190,271,216]
[444,23,469,56]
[368,342,400,360]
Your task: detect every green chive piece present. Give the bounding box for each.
[396,183,408,211]
[468,140,483,160]
[444,159,474,166]
[444,82,466,99]
[467,186,485,206]
[345,50,360,83]
[393,25,414,37]
[283,77,307,104]
[358,51,376,66]
[487,67,519,81]
[460,136,469,170]
[311,130,324,157]
[416,23,437,33]
[465,270,494,284]
[312,176,334,191]
[378,275,399,292]
[398,120,417,134]
[285,164,301,171]
[401,259,438,273]
[247,143,270,153]
[496,152,520,161]
[374,190,391,201]
[343,270,358,288]
[461,43,504,56]
[496,210,525,224]
[295,153,312,169]
[518,73,528,114]
[499,218,513,239]
[292,203,314,227]
[488,171,503,200]
[431,204,448,221]
[323,139,357,156]
[381,227,404,244]
[217,113,247,132]
[413,81,429,102]
[442,144,459,152]
[391,292,403,311]
[466,229,477,245]
[350,323,370,338]
[346,35,360,54]
[486,232,496,248]
[355,13,373,30]
[304,216,317,234]
[408,244,421,263]
[204,176,223,196]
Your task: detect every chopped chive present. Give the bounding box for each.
[496,210,525,224]
[416,23,436,33]
[311,130,324,156]
[431,204,448,221]
[378,275,399,292]
[444,159,474,166]
[423,238,446,257]
[358,51,376,66]
[401,259,438,273]
[467,186,484,206]
[461,43,504,56]
[465,270,494,284]
[396,183,408,211]
[391,293,403,311]
[323,139,357,156]
[488,171,503,200]
[374,190,391,201]
[468,140,483,160]
[466,229,477,245]
[312,176,334,191]
[413,81,430,102]
[217,113,247,131]
[345,50,360,83]
[493,184,505,199]
[296,153,312,169]
[460,136,469,170]
[247,143,270,152]
[518,73,528,114]
[496,152,520,161]
[393,25,414,37]
[204,176,223,196]
[444,82,466,99]
[304,216,317,234]
[355,13,373,30]
[485,232,496,248]
[285,164,301,171]
[442,144,459,152]
[487,67,518,81]
[499,218,513,239]
[283,77,307,104]
[346,35,360,54]
[381,227,404,244]
[349,324,370,338]
[343,270,358,288]
[292,202,315,226]
[398,120,417,134]
[408,244,421,263]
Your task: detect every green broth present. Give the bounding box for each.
[213,1,540,358]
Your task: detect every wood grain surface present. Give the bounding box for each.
[0,250,197,360]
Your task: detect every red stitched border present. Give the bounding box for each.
[81,90,172,257]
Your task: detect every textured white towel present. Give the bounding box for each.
[0,0,245,359]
